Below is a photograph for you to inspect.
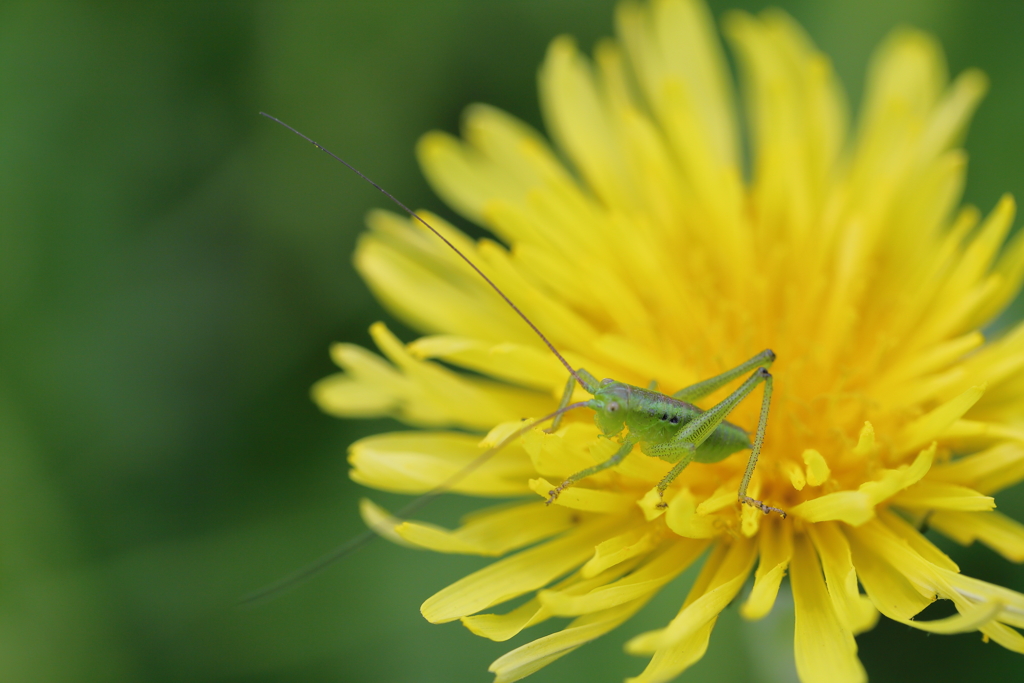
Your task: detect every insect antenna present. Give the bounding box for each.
[259,112,585,389]
[239,400,590,606]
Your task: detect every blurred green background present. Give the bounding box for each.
[2,1,1023,681]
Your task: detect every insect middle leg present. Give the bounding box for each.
[648,365,784,517]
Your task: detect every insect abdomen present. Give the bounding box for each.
[692,420,751,463]
[625,389,751,464]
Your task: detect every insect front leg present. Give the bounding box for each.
[649,366,785,518]
[546,434,638,504]
[546,368,599,433]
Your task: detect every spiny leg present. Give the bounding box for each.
[546,368,599,433]
[647,367,785,517]
[738,370,785,517]
[672,349,774,403]
[546,435,638,504]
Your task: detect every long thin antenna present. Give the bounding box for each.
[259,112,584,388]
[239,400,590,606]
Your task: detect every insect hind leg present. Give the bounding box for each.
[649,366,785,518]
[672,349,775,403]
[738,369,786,517]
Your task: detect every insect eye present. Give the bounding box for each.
[608,402,619,412]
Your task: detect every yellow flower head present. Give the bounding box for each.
[314,1,1024,681]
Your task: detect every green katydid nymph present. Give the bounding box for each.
[544,354,782,517]
[245,113,785,605]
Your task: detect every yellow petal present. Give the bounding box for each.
[464,556,644,641]
[349,430,532,496]
[421,516,619,624]
[358,499,416,547]
[806,522,879,634]
[489,596,653,683]
[929,510,1024,562]
[895,384,985,453]
[891,479,995,512]
[664,487,719,539]
[803,448,831,485]
[847,528,935,619]
[974,201,1024,326]
[461,596,549,643]
[849,519,1024,648]
[791,533,866,683]
[314,343,409,418]
[724,8,847,240]
[896,600,1005,634]
[356,212,533,345]
[940,419,1024,453]
[740,516,793,620]
[415,129,508,226]
[878,508,959,573]
[880,331,984,388]
[626,536,756,653]
[624,622,714,683]
[928,441,1024,495]
[369,321,547,428]
[616,0,753,285]
[407,335,563,391]
[695,483,738,515]
[416,103,566,232]
[529,477,636,513]
[540,539,707,616]
[538,36,636,213]
[521,425,615,482]
[939,572,1024,631]
[396,501,578,556]
[637,486,668,521]
[937,194,1015,319]
[617,0,739,168]
[581,526,658,578]
[786,461,806,490]
[624,538,734,683]
[790,444,935,525]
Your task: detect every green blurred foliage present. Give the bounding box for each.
[1,1,1023,681]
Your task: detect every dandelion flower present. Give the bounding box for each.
[314,0,1024,681]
